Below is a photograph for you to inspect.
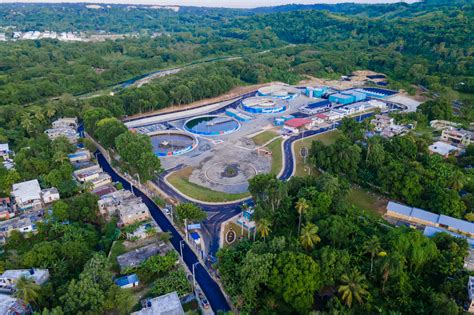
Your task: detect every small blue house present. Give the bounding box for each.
[115,274,139,289]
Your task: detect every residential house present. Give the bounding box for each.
[430,120,460,131]
[11,180,43,211]
[117,201,151,227]
[428,141,463,158]
[0,198,14,221]
[116,242,172,271]
[115,274,139,289]
[0,210,44,242]
[441,128,474,147]
[68,150,91,163]
[41,188,60,205]
[132,291,184,315]
[371,114,394,132]
[52,117,78,129]
[73,164,111,190]
[0,294,30,315]
[98,189,136,217]
[0,143,9,160]
[0,269,49,294]
[126,221,161,240]
[468,276,474,313]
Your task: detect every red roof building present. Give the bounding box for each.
[284,118,312,129]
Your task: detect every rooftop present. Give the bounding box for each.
[0,143,9,152]
[12,179,41,202]
[115,273,139,287]
[116,242,170,270]
[284,118,312,128]
[428,141,461,156]
[131,291,184,315]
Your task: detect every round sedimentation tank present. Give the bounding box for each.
[150,131,198,156]
[241,96,286,114]
[184,115,240,136]
[257,84,299,100]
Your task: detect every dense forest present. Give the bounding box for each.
[217,173,470,314]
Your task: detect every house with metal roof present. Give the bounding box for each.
[132,291,184,315]
[114,274,139,289]
[386,201,474,238]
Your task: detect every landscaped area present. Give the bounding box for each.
[222,221,253,247]
[251,130,279,146]
[265,138,283,175]
[167,166,250,202]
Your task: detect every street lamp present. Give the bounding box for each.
[192,262,199,288]
[179,240,185,257]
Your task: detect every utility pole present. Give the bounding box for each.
[184,218,188,241]
[179,240,184,257]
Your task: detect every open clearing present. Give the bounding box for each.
[266,138,283,175]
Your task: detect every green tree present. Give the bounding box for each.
[295,197,309,235]
[95,117,127,149]
[256,218,272,241]
[338,269,369,308]
[362,235,382,274]
[14,275,41,305]
[299,223,321,251]
[175,203,206,225]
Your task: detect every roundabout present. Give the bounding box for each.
[205,162,258,186]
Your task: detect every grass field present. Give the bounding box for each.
[251,130,279,146]
[346,187,388,217]
[265,138,283,175]
[294,130,341,176]
[167,167,250,202]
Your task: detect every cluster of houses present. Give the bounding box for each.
[0,268,50,314]
[97,189,151,227]
[370,114,412,138]
[0,178,60,244]
[45,117,79,144]
[428,120,473,158]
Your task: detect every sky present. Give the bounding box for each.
[0,0,419,9]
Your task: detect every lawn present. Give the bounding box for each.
[346,186,388,217]
[265,138,283,175]
[294,130,341,176]
[251,130,279,146]
[222,221,253,247]
[167,167,250,202]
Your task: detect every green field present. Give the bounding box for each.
[346,187,388,217]
[251,130,279,146]
[266,138,283,175]
[167,167,250,202]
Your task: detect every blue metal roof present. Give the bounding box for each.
[191,232,200,240]
[359,87,397,96]
[423,226,474,248]
[115,274,139,287]
[439,215,474,235]
[387,201,412,216]
[331,93,353,99]
[307,99,331,109]
[411,207,440,223]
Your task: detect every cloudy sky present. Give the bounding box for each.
[0,0,419,9]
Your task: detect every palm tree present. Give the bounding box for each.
[20,112,35,135]
[299,223,321,251]
[14,276,40,305]
[378,252,405,292]
[362,235,382,274]
[45,104,57,119]
[338,270,369,308]
[32,107,45,124]
[295,198,310,235]
[257,219,271,241]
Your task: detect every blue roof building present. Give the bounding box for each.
[386,201,474,237]
[115,274,139,289]
[342,90,366,102]
[329,93,355,105]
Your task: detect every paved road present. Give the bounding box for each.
[96,153,231,313]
